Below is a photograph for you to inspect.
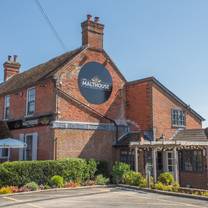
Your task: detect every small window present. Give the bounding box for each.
[0,148,8,158]
[171,109,186,127]
[4,95,10,119]
[26,88,35,116]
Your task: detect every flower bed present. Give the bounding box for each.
[112,162,208,198]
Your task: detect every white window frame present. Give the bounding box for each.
[26,87,36,116]
[20,133,38,161]
[171,109,186,127]
[4,95,10,120]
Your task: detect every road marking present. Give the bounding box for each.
[3,196,21,202]
[3,196,43,208]
[116,188,206,208]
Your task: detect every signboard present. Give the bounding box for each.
[78,62,113,104]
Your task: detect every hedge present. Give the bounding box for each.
[0,158,97,187]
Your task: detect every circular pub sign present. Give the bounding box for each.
[78,62,113,104]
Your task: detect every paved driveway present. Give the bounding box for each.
[0,187,207,208]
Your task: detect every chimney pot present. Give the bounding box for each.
[13,55,17,62]
[94,16,99,23]
[3,55,20,81]
[87,14,92,21]
[81,15,104,48]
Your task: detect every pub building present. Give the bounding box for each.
[0,15,208,189]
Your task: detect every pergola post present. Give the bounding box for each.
[134,146,138,172]
[7,148,10,161]
[152,148,157,183]
[173,147,179,183]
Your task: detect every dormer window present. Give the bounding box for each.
[171,109,186,127]
[4,95,10,119]
[26,87,35,116]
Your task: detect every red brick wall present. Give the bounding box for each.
[0,79,55,120]
[81,19,104,49]
[126,82,152,131]
[56,48,126,123]
[10,126,53,160]
[152,83,202,139]
[54,129,116,165]
[52,48,126,163]
[180,172,208,189]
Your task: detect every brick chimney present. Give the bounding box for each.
[81,14,104,49]
[3,55,21,81]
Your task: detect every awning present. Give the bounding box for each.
[0,138,27,148]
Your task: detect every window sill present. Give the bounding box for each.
[172,125,186,129]
[24,114,34,118]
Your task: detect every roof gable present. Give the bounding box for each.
[0,47,85,96]
[127,77,205,121]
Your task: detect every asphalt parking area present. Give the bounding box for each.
[0,187,207,208]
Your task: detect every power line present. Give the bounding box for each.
[34,0,67,51]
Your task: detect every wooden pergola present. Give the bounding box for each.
[130,140,208,183]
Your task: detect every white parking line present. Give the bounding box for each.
[116,189,206,208]
[3,196,43,208]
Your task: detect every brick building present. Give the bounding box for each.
[0,15,208,189]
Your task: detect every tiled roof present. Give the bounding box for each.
[0,121,12,139]
[0,47,84,96]
[173,129,208,142]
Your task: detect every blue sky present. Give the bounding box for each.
[0,0,207,126]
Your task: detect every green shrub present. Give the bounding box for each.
[112,162,130,184]
[153,181,180,192]
[95,174,109,185]
[85,159,97,181]
[0,166,18,187]
[44,184,51,190]
[51,175,64,188]
[172,182,180,192]
[0,186,13,194]
[158,172,174,185]
[122,171,147,187]
[24,182,39,191]
[140,177,147,188]
[202,192,208,197]
[0,158,97,187]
